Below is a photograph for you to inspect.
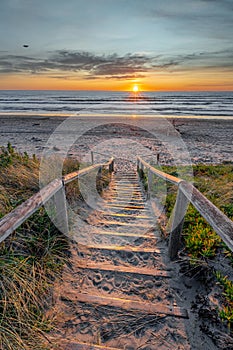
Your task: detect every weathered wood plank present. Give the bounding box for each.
[108,157,114,173]
[137,156,182,185]
[113,182,139,186]
[0,179,62,243]
[71,293,189,318]
[105,203,146,209]
[111,191,142,195]
[103,205,148,212]
[111,192,143,196]
[168,184,190,259]
[181,181,233,252]
[99,220,154,228]
[112,187,142,191]
[64,343,120,350]
[80,244,162,253]
[75,260,170,277]
[63,164,102,184]
[63,157,114,184]
[54,187,69,235]
[109,196,145,201]
[114,180,139,182]
[90,230,155,238]
[100,212,151,219]
[147,169,153,199]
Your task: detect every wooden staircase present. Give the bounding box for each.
[48,170,189,349]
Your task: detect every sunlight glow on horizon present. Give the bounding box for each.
[0,73,233,92]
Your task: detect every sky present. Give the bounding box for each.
[0,0,233,91]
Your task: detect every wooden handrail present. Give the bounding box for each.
[0,157,114,243]
[137,156,182,185]
[137,156,233,258]
[181,181,233,252]
[64,157,114,184]
[0,179,62,243]
[63,163,103,184]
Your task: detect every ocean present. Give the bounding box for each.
[0,90,233,118]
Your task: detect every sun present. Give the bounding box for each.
[132,84,139,92]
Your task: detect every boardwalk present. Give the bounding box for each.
[47,168,191,349]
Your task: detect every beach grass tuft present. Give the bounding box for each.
[162,163,233,327]
[0,144,81,349]
[138,162,233,327]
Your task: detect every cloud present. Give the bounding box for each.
[0,51,155,79]
[173,49,233,70]
[0,48,233,79]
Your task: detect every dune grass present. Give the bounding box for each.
[161,164,233,327]
[162,164,233,259]
[0,143,112,348]
[0,144,80,349]
[138,162,233,327]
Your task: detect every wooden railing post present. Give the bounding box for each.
[168,184,190,260]
[54,184,69,235]
[137,159,141,179]
[97,165,103,192]
[148,169,153,199]
[109,159,114,173]
[141,162,144,173]
[137,158,139,172]
[91,151,94,165]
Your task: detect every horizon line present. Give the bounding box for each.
[0,88,233,92]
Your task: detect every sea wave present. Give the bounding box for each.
[0,90,232,117]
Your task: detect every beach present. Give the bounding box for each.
[1,113,232,349]
[0,114,232,166]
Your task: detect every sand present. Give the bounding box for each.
[0,114,232,166]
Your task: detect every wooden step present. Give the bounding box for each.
[99,220,154,228]
[110,193,144,197]
[114,173,137,176]
[100,212,152,219]
[111,187,141,191]
[111,192,143,197]
[114,178,138,181]
[113,182,139,185]
[111,191,142,195]
[113,183,140,186]
[64,342,120,350]
[108,198,145,202]
[102,205,147,215]
[69,293,189,318]
[109,196,145,201]
[111,180,138,189]
[107,203,146,208]
[108,198,145,203]
[113,188,141,192]
[114,175,137,178]
[114,176,138,178]
[79,244,162,253]
[105,203,146,209]
[101,204,147,213]
[91,230,155,238]
[76,260,170,277]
